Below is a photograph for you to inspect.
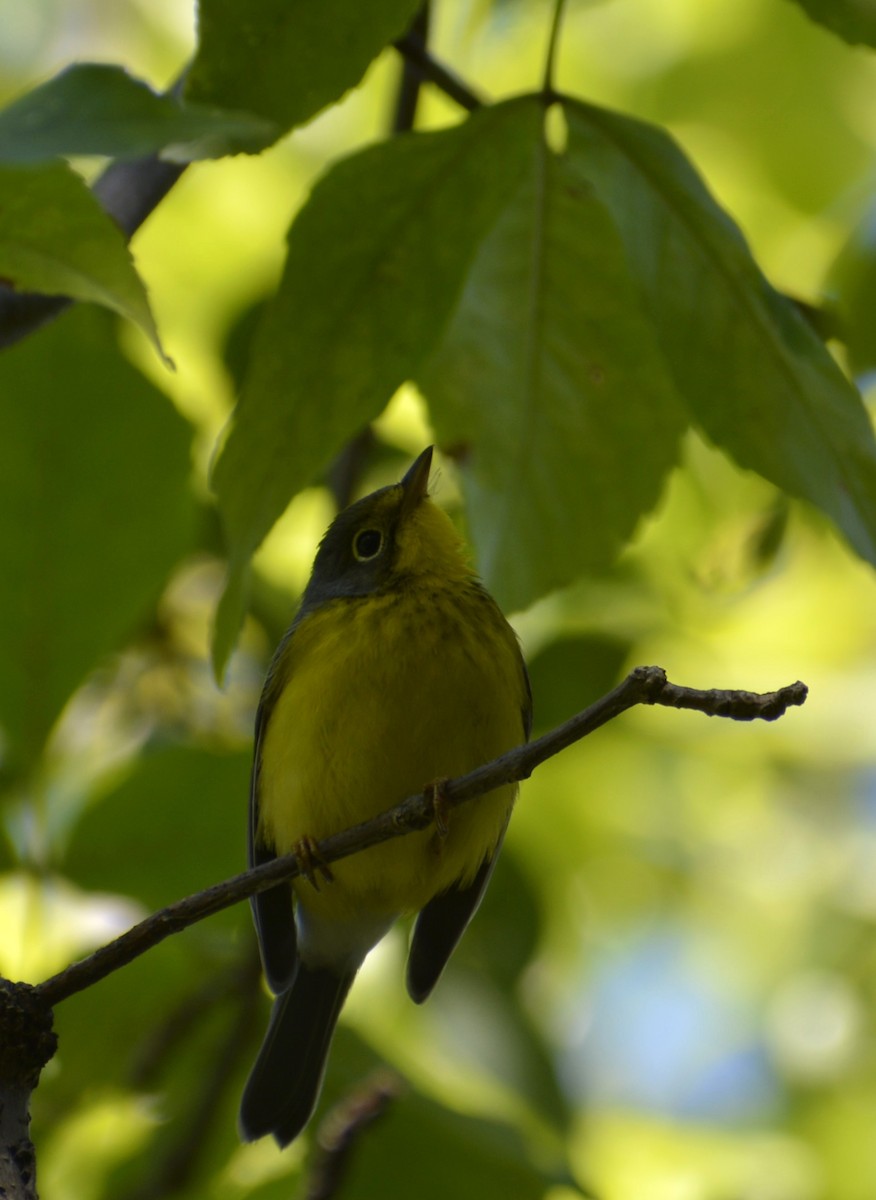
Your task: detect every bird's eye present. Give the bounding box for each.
[353,528,383,561]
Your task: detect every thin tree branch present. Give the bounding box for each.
[393,31,483,112]
[92,155,187,240]
[392,3,431,133]
[304,1071,403,1200]
[32,667,806,1009]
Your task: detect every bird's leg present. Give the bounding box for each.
[425,778,451,845]
[293,835,335,891]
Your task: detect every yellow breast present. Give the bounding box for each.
[257,580,526,922]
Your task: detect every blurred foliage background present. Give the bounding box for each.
[1,1,876,1198]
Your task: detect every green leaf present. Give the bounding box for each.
[211,98,542,673]
[527,633,630,735]
[340,1091,578,1200]
[785,0,876,48]
[564,99,876,570]
[420,103,686,612]
[0,64,280,163]
[0,308,196,771]
[187,0,423,130]
[43,936,221,1115]
[0,161,166,357]
[64,747,250,910]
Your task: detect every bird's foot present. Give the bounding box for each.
[426,778,451,843]
[293,835,335,891]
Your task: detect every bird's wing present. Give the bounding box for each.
[405,830,505,1003]
[521,656,534,740]
[406,651,531,1004]
[249,669,299,995]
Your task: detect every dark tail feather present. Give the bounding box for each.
[240,963,355,1146]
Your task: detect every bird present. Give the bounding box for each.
[239,445,531,1146]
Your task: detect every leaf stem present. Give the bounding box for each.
[542,0,569,99]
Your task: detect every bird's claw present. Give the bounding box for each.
[426,779,451,841]
[293,835,335,891]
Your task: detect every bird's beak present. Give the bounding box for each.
[399,446,433,518]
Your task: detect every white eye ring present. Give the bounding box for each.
[353,528,383,561]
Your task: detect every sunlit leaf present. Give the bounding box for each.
[0,162,166,356]
[420,102,685,612]
[564,99,876,570]
[0,309,195,772]
[211,99,542,673]
[187,0,423,130]
[0,64,280,163]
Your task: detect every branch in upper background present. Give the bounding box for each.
[91,154,186,240]
[393,29,483,112]
[393,3,431,133]
[31,667,807,1009]
[0,149,186,353]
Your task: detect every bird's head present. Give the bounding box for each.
[303,447,472,606]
